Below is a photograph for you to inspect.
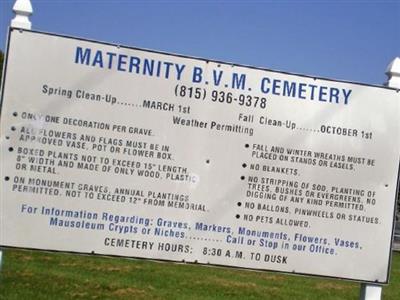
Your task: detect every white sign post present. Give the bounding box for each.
[0,0,33,273]
[1,0,400,296]
[360,284,382,300]
[359,57,400,300]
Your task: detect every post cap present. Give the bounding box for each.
[11,0,33,30]
[386,57,400,76]
[385,57,400,88]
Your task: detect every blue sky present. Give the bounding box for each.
[0,0,399,85]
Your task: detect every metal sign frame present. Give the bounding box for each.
[0,28,399,286]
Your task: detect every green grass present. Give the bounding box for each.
[0,249,399,300]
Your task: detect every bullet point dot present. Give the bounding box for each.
[240,176,245,180]
[237,202,242,207]
[5,176,10,181]
[5,136,10,140]
[242,163,247,168]
[13,112,18,117]
[11,126,16,131]
[9,147,14,152]
[245,144,249,148]
[206,159,210,164]
[236,214,240,219]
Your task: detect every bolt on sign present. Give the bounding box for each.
[1,29,399,283]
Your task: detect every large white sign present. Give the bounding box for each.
[1,29,399,283]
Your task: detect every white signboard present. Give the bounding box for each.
[1,29,399,283]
